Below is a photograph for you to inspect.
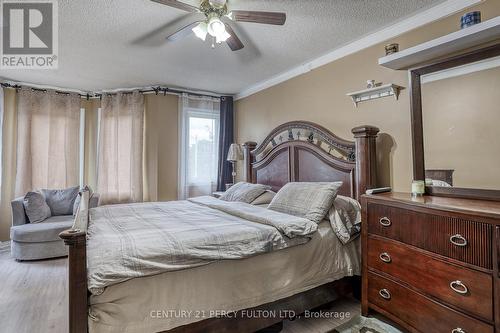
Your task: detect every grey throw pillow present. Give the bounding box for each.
[219,182,271,203]
[23,191,52,223]
[268,182,343,223]
[42,186,79,216]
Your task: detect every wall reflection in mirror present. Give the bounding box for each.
[421,56,500,190]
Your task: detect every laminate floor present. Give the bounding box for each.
[0,242,359,333]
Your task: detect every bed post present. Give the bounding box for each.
[242,141,257,183]
[352,126,379,201]
[60,229,88,333]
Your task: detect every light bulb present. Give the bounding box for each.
[192,22,208,41]
[207,17,226,37]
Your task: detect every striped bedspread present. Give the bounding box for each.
[86,196,317,294]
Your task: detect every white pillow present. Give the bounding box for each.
[268,182,343,223]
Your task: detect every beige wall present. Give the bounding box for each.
[82,99,99,190]
[235,1,500,192]
[0,91,179,241]
[144,94,179,202]
[422,66,500,190]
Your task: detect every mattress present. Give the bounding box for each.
[88,221,361,333]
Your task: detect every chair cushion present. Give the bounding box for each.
[42,186,79,216]
[23,191,52,223]
[10,215,74,242]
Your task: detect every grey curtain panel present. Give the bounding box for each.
[217,96,234,191]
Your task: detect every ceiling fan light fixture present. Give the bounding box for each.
[215,30,231,43]
[208,0,226,9]
[207,15,226,37]
[192,22,208,41]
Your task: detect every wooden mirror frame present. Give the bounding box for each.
[410,42,500,201]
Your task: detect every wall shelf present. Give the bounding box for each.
[379,16,500,70]
[347,84,404,107]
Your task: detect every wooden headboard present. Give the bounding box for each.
[243,121,379,201]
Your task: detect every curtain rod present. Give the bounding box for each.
[0,82,223,100]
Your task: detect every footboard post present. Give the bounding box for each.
[352,126,379,201]
[60,229,88,333]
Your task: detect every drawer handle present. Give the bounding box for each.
[379,252,391,263]
[379,217,391,227]
[449,234,467,247]
[379,288,391,300]
[449,280,468,295]
[452,328,466,333]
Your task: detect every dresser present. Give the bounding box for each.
[361,193,500,333]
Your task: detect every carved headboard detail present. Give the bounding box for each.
[243,121,379,201]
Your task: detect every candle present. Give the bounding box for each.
[411,180,425,197]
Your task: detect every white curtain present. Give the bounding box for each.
[97,91,144,205]
[15,88,81,196]
[178,94,220,199]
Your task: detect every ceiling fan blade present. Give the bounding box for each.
[166,20,202,41]
[150,0,199,13]
[231,10,286,25]
[224,24,244,51]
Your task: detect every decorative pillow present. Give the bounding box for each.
[250,190,276,205]
[42,186,79,216]
[328,195,362,244]
[23,191,52,223]
[268,182,343,223]
[73,185,94,216]
[219,182,271,203]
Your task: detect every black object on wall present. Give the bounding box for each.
[217,96,234,191]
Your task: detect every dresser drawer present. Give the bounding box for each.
[368,271,494,333]
[367,203,493,269]
[368,236,493,321]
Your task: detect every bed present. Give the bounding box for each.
[60,121,379,333]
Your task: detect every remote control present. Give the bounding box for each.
[365,187,392,195]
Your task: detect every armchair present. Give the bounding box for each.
[10,194,99,260]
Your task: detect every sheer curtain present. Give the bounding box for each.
[178,94,220,199]
[15,88,81,196]
[97,92,144,204]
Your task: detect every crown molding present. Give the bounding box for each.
[234,0,483,101]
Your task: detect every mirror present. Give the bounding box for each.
[420,56,500,191]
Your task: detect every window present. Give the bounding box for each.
[178,95,220,199]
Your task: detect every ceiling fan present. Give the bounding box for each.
[150,0,286,51]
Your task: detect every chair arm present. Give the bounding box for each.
[11,197,28,226]
[89,193,100,208]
